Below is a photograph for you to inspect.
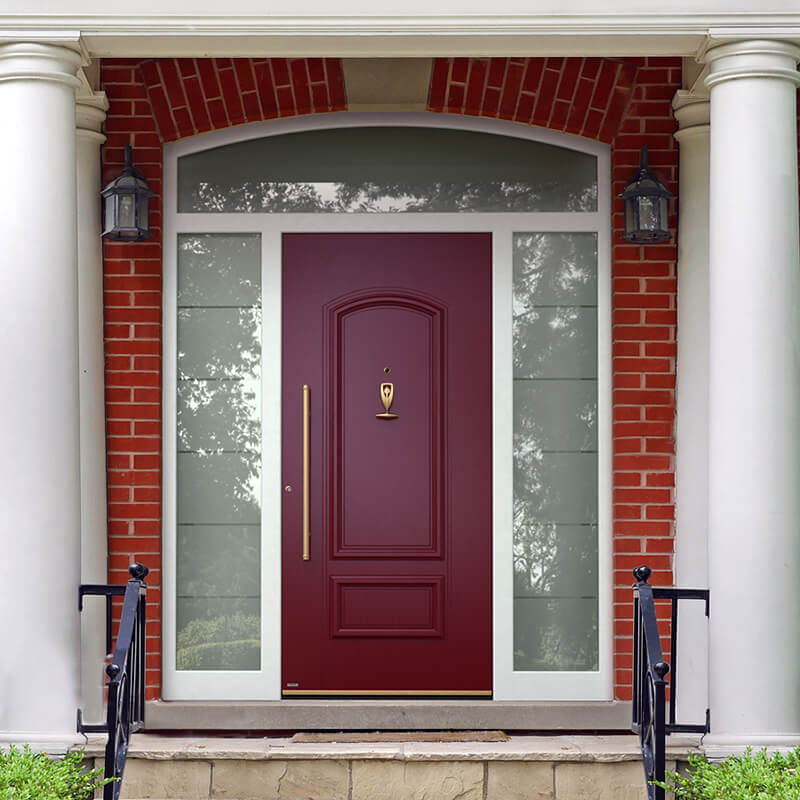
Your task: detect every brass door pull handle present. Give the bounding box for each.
[302,384,310,561]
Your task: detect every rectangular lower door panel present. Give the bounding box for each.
[331,577,444,638]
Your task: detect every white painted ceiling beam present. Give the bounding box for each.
[1,13,800,58]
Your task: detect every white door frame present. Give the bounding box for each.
[162,112,612,701]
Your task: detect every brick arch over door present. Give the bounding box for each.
[101,55,679,701]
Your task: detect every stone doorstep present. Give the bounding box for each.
[81,735,702,800]
[143,700,633,732]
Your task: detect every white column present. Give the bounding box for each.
[76,90,110,727]
[672,90,710,728]
[0,41,83,750]
[704,40,800,755]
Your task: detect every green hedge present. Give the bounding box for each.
[657,747,800,800]
[0,746,113,800]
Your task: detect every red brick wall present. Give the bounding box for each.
[102,55,679,703]
[608,60,679,700]
[102,60,164,698]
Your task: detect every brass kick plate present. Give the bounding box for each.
[282,689,493,696]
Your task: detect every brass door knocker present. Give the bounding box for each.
[376,382,399,420]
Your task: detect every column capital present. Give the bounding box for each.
[76,89,108,143]
[672,90,710,143]
[0,42,81,89]
[704,39,800,90]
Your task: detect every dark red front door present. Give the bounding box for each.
[282,233,492,695]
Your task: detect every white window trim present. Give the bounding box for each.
[163,111,612,702]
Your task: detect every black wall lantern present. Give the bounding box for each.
[620,146,672,243]
[101,145,153,241]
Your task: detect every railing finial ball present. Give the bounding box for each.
[654,661,670,679]
[129,562,149,580]
[106,663,121,679]
[633,565,652,582]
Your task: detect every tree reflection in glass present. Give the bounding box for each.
[178,127,598,214]
[176,234,262,671]
[512,233,599,671]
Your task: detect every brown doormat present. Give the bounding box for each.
[291,731,509,743]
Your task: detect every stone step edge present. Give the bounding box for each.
[79,733,702,763]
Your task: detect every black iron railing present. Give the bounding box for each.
[78,563,149,800]
[632,565,709,800]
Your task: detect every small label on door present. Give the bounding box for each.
[286,682,299,687]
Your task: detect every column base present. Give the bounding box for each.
[0,731,85,755]
[703,734,800,759]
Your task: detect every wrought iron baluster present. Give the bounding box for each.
[669,596,678,728]
[78,563,148,800]
[631,566,710,800]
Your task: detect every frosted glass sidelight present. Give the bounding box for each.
[513,598,598,672]
[513,307,597,379]
[513,233,597,307]
[512,232,599,672]
[177,307,261,380]
[176,233,262,671]
[514,453,598,525]
[176,598,261,671]
[177,526,260,598]
[178,379,260,452]
[178,127,598,213]
[513,380,596,452]
[176,452,261,525]
[178,235,261,306]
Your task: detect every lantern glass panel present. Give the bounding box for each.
[104,195,115,232]
[137,193,150,232]
[625,199,636,234]
[119,193,136,229]
[637,196,658,231]
[659,196,669,230]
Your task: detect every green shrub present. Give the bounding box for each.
[0,745,114,800]
[656,747,800,800]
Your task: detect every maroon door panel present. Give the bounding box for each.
[282,233,492,694]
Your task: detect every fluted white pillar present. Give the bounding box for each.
[704,40,800,755]
[0,41,83,750]
[76,89,109,727]
[672,90,710,728]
